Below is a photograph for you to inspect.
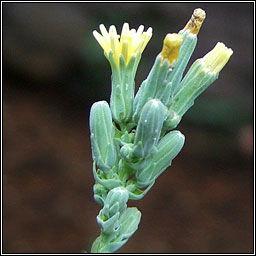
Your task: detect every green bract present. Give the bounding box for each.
[90,8,232,253]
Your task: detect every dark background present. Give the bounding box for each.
[3,2,254,253]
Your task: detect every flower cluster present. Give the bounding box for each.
[90,8,233,253]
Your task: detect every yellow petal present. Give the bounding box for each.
[93,30,107,51]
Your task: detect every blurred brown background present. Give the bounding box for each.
[3,2,254,254]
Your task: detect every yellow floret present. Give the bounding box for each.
[93,23,152,65]
[160,33,183,66]
[201,42,233,73]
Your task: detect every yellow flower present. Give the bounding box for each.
[93,23,152,65]
[201,42,233,73]
[160,33,183,66]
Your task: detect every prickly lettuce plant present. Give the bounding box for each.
[89,8,233,253]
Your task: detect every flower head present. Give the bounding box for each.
[200,42,233,74]
[93,23,152,65]
[160,33,183,66]
[182,8,206,35]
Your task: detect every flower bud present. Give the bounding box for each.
[134,99,165,158]
[89,101,117,172]
[136,130,185,187]
[94,207,141,253]
[169,42,233,117]
[102,187,129,218]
